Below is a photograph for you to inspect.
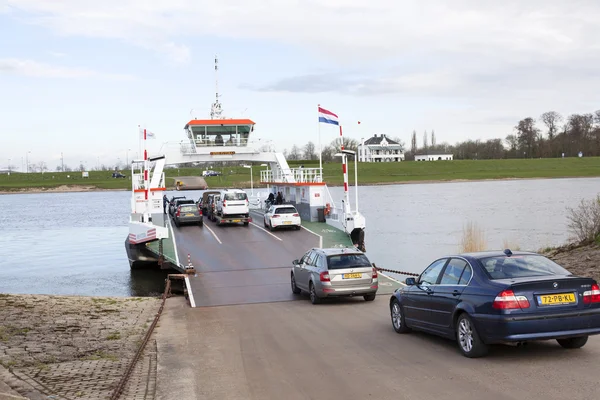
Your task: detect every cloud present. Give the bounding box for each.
[4,1,600,64]
[0,58,134,80]
[46,51,67,58]
[4,0,600,112]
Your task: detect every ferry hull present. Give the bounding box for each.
[124,237,160,269]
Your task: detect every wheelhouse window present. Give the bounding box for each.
[480,255,571,279]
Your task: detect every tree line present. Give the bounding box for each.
[283,110,600,161]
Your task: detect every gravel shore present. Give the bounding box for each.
[0,294,160,399]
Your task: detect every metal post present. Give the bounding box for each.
[250,165,254,196]
[143,128,149,222]
[317,104,322,182]
[354,153,358,213]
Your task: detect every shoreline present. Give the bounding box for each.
[0,185,128,195]
[1,175,599,194]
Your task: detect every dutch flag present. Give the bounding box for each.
[318,106,339,126]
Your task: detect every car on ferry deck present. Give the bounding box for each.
[264,204,302,230]
[216,189,249,218]
[169,197,203,227]
[389,249,600,358]
[291,248,378,304]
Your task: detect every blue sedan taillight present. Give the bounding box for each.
[583,284,600,304]
[492,290,530,310]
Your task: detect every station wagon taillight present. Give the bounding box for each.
[319,272,330,282]
[372,268,378,279]
[293,213,299,217]
[492,289,530,309]
[272,214,280,218]
[175,207,181,217]
[583,284,600,304]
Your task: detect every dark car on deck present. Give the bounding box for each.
[199,190,221,215]
[169,197,203,227]
[389,249,600,358]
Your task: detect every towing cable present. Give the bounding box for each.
[373,263,420,277]
[110,274,184,399]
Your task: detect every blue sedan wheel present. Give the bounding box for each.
[456,314,488,358]
[390,299,410,334]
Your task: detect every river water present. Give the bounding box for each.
[1,178,599,297]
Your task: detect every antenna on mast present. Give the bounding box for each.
[210,54,223,119]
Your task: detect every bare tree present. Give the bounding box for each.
[78,163,86,172]
[423,130,428,150]
[289,145,301,160]
[330,137,358,153]
[515,117,539,157]
[411,130,417,154]
[321,145,335,162]
[37,161,48,173]
[431,130,436,147]
[540,111,562,140]
[303,141,316,160]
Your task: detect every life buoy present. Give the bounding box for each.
[324,203,331,216]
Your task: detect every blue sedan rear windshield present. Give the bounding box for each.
[480,255,570,279]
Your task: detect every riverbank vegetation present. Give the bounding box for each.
[458,195,600,283]
[2,157,600,192]
[284,110,600,162]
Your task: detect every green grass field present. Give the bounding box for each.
[1,157,600,191]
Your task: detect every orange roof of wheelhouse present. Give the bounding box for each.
[185,119,255,128]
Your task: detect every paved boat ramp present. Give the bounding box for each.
[145,209,403,308]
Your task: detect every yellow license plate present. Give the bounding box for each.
[538,293,576,305]
[232,219,241,223]
[283,221,292,224]
[343,273,362,279]
[185,213,194,216]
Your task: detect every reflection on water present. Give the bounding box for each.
[0,178,599,296]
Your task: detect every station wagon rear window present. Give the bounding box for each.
[480,255,571,279]
[224,193,247,201]
[327,254,371,270]
[180,205,197,213]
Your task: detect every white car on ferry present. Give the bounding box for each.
[264,204,302,231]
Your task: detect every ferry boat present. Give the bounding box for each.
[124,57,367,278]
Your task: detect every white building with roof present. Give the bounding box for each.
[359,134,405,162]
[414,153,454,161]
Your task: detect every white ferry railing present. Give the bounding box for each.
[248,192,269,210]
[260,167,322,183]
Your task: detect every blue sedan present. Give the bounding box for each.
[389,250,600,358]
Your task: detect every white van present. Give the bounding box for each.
[216,189,249,217]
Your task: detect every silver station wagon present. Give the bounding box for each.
[291,248,379,304]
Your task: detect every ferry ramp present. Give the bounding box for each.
[170,210,401,307]
[172,213,319,307]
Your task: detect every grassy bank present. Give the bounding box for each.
[2,157,600,192]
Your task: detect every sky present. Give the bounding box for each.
[2,0,600,171]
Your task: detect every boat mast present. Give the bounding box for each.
[210,55,223,119]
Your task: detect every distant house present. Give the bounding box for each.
[359,134,405,162]
[415,153,454,161]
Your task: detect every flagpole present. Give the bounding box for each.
[318,104,322,182]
